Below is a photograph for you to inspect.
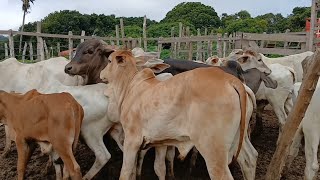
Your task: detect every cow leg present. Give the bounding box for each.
[251,101,267,137]
[188,147,198,176]
[136,148,148,180]
[154,146,167,180]
[304,127,320,180]
[81,127,112,180]
[166,146,175,179]
[236,135,258,180]
[109,125,124,151]
[15,138,31,180]
[52,143,82,180]
[283,125,303,177]
[120,137,141,180]
[196,143,232,180]
[49,150,63,180]
[267,91,290,143]
[2,125,13,158]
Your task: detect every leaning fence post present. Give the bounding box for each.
[265,49,320,180]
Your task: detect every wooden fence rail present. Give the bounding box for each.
[0,19,315,62]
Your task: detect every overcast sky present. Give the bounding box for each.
[0,0,312,31]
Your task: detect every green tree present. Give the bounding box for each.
[161,2,221,30]
[236,10,251,19]
[147,22,196,38]
[287,7,311,32]
[226,18,268,34]
[256,13,289,33]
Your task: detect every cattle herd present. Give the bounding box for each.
[0,39,318,180]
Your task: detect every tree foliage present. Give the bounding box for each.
[161,2,221,30]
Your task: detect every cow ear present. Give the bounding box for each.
[100,48,114,58]
[211,57,219,64]
[115,55,126,66]
[238,56,248,64]
[149,63,170,73]
[261,73,278,89]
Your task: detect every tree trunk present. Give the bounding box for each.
[265,49,320,179]
[19,10,26,54]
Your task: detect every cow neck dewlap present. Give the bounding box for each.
[110,69,138,110]
[85,59,109,85]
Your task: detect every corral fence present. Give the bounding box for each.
[0,17,316,63]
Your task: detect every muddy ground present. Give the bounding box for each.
[0,109,318,180]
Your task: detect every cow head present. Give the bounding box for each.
[236,49,272,75]
[64,39,115,84]
[205,56,222,66]
[100,50,170,83]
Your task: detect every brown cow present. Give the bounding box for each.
[0,89,84,180]
[100,50,258,180]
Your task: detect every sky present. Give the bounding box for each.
[0,0,312,31]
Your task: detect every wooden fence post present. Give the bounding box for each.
[196,29,202,61]
[185,26,190,49]
[68,31,73,60]
[265,49,320,180]
[57,42,60,56]
[308,0,317,51]
[8,30,15,58]
[260,32,267,48]
[217,33,223,58]
[138,37,142,48]
[120,18,125,45]
[223,33,228,58]
[44,40,49,59]
[80,30,85,43]
[143,15,147,51]
[157,37,163,55]
[177,22,183,58]
[170,27,175,58]
[284,29,290,49]
[36,21,43,61]
[29,42,33,61]
[115,25,120,46]
[22,42,27,62]
[188,41,193,61]
[4,43,8,59]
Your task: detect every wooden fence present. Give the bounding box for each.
[0,18,314,62]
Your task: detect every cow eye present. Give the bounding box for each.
[84,49,94,54]
[258,59,262,62]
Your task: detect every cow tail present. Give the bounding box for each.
[230,79,247,163]
[72,100,84,152]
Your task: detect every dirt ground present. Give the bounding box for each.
[0,109,319,180]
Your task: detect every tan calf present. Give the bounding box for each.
[100,50,256,180]
[0,89,84,180]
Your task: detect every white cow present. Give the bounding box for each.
[0,57,84,92]
[259,51,314,82]
[231,49,313,82]
[285,81,320,180]
[234,52,296,141]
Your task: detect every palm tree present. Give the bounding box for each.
[19,0,35,54]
